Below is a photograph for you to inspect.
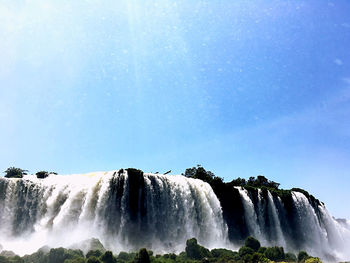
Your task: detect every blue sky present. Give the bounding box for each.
[1,1,350,218]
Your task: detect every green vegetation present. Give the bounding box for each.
[185,238,210,260]
[0,237,323,263]
[298,251,310,262]
[36,171,49,179]
[3,167,57,179]
[244,237,261,251]
[3,167,28,178]
[183,165,321,205]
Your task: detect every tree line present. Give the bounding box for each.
[3,167,57,179]
[0,236,322,263]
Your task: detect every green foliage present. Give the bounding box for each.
[230,177,247,186]
[238,246,254,257]
[305,257,322,263]
[135,249,150,263]
[48,248,83,263]
[49,248,67,263]
[117,252,134,262]
[257,247,266,254]
[35,171,58,179]
[241,254,253,263]
[86,251,102,259]
[244,236,261,251]
[185,238,211,260]
[183,165,222,185]
[298,251,310,262]
[211,248,236,259]
[100,251,116,263]
[285,252,297,262]
[22,249,48,263]
[7,256,23,263]
[36,171,49,179]
[87,256,101,263]
[246,175,280,189]
[0,236,324,263]
[264,246,285,261]
[3,167,28,178]
[230,175,280,189]
[251,252,269,263]
[64,258,86,263]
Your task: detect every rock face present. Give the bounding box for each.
[0,169,350,261]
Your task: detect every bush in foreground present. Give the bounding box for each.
[0,236,324,263]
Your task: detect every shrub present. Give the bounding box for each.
[87,256,101,263]
[285,252,297,262]
[242,254,253,263]
[211,248,235,259]
[183,165,218,184]
[257,247,267,254]
[0,256,9,263]
[117,252,133,261]
[86,251,102,259]
[244,236,261,251]
[239,246,255,257]
[264,246,285,261]
[64,258,86,263]
[100,251,116,263]
[36,171,49,179]
[4,167,28,178]
[251,252,269,263]
[135,248,150,263]
[298,251,310,262]
[185,238,211,260]
[305,257,322,263]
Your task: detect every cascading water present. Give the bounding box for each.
[318,205,350,260]
[291,192,329,255]
[235,187,262,241]
[233,187,350,261]
[0,170,228,255]
[266,191,286,248]
[1,171,350,262]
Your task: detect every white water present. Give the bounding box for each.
[234,188,350,261]
[291,191,329,254]
[235,187,262,241]
[266,191,286,248]
[1,173,350,261]
[291,191,350,260]
[0,171,228,255]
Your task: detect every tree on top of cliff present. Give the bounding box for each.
[183,165,223,185]
[247,175,280,189]
[3,167,28,178]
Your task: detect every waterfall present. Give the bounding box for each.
[318,205,350,260]
[235,187,262,241]
[0,171,228,255]
[1,172,350,261]
[266,191,285,248]
[256,189,267,242]
[291,191,332,257]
